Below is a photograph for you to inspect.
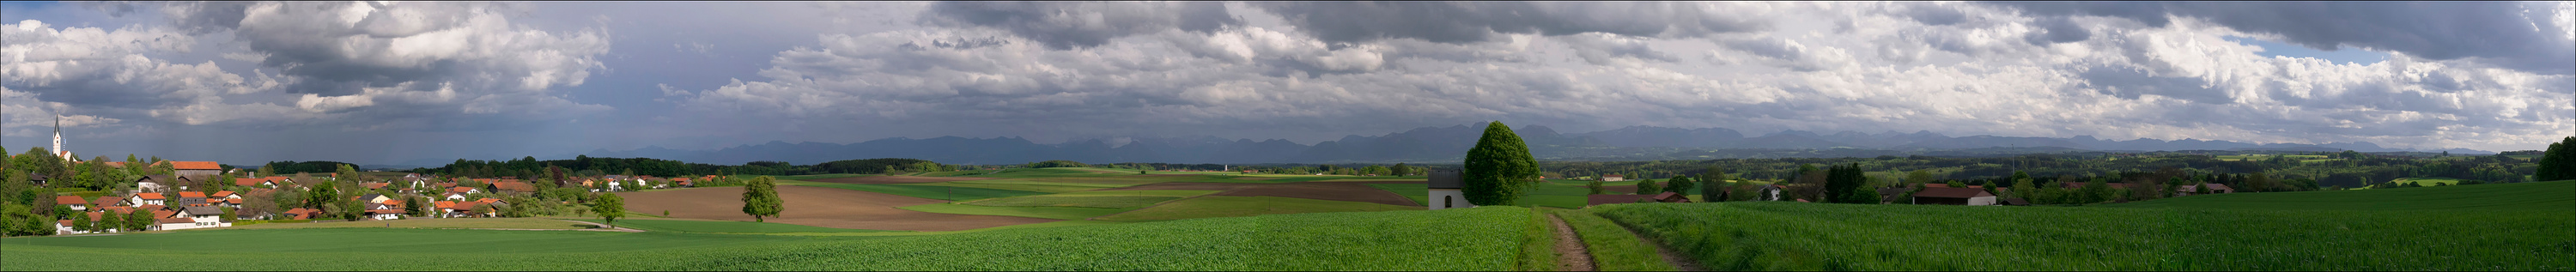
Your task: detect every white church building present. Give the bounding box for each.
[1426,169,1477,209]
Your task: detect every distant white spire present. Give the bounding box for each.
[52,114,69,160]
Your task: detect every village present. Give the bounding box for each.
[33,158,720,235]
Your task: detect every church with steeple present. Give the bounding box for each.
[53,114,75,161]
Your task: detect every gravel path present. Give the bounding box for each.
[1547,214,1595,271]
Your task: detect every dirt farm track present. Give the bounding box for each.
[618,186,1056,232]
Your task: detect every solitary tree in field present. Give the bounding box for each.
[741,176,783,222]
[592,193,625,227]
[1633,176,1661,195]
[1663,175,1696,195]
[1462,121,1540,207]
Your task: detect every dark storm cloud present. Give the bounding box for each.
[1995,1,2576,74]
[2024,16,2092,45]
[2077,66,2232,105]
[920,2,1241,50]
[1250,2,1768,44]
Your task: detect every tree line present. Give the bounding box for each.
[410,156,957,178]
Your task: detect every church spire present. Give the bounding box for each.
[52,114,67,160]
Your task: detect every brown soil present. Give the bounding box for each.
[617,186,1057,232]
[1549,214,1595,271]
[1601,185,1640,194]
[1104,182,1421,206]
[805,175,993,184]
[1102,182,1258,191]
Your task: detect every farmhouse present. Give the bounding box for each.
[1425,169,1476,209]
[366,209,406,221]
[1601,174,1625,182]
[171,206,231,229]
[92,196,122,209]
[153,217,199,231]
[1911,187,1997,206]
[171,161,222,179]
[56,196,89,211]
[126,192,167,206]
[133,175,178,192]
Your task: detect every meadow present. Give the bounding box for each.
[1590,180,2576,271]
[2101,180,2573,210]
[1095,196,1418,221]
[1,207,1537,271]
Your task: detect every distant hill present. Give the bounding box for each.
[571,124,2494,165]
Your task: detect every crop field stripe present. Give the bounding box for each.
[1592,200,2576,270]
[896,203,1133,221]
[785,183,1048,201]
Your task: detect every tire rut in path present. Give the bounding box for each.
[1546,214,1595,271]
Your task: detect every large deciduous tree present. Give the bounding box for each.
[741,176,783,222]
[1461,122,1539,207]
[2538,136,2575,182]
[592,193,625,227]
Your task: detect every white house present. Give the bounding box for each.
[443,192,469,201]
[1425,169,1478,210]
[365,209,405,221]
[127,192,167,206]
[155,217,201,231]
[173,206,232,228]
[1601,174,1625,182]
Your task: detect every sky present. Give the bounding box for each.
[3,1,2572,166]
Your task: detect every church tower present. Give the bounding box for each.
[52,114,70,160]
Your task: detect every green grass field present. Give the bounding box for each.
[2105,180,2573,210]
[786,182,1048,202]
[3,206,1540,270]
[1591,181,2576,270]
[1097,196,1420,221]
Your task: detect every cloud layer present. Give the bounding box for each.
[3,1,2570,165]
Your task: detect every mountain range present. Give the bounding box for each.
[541,124,2493,166]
